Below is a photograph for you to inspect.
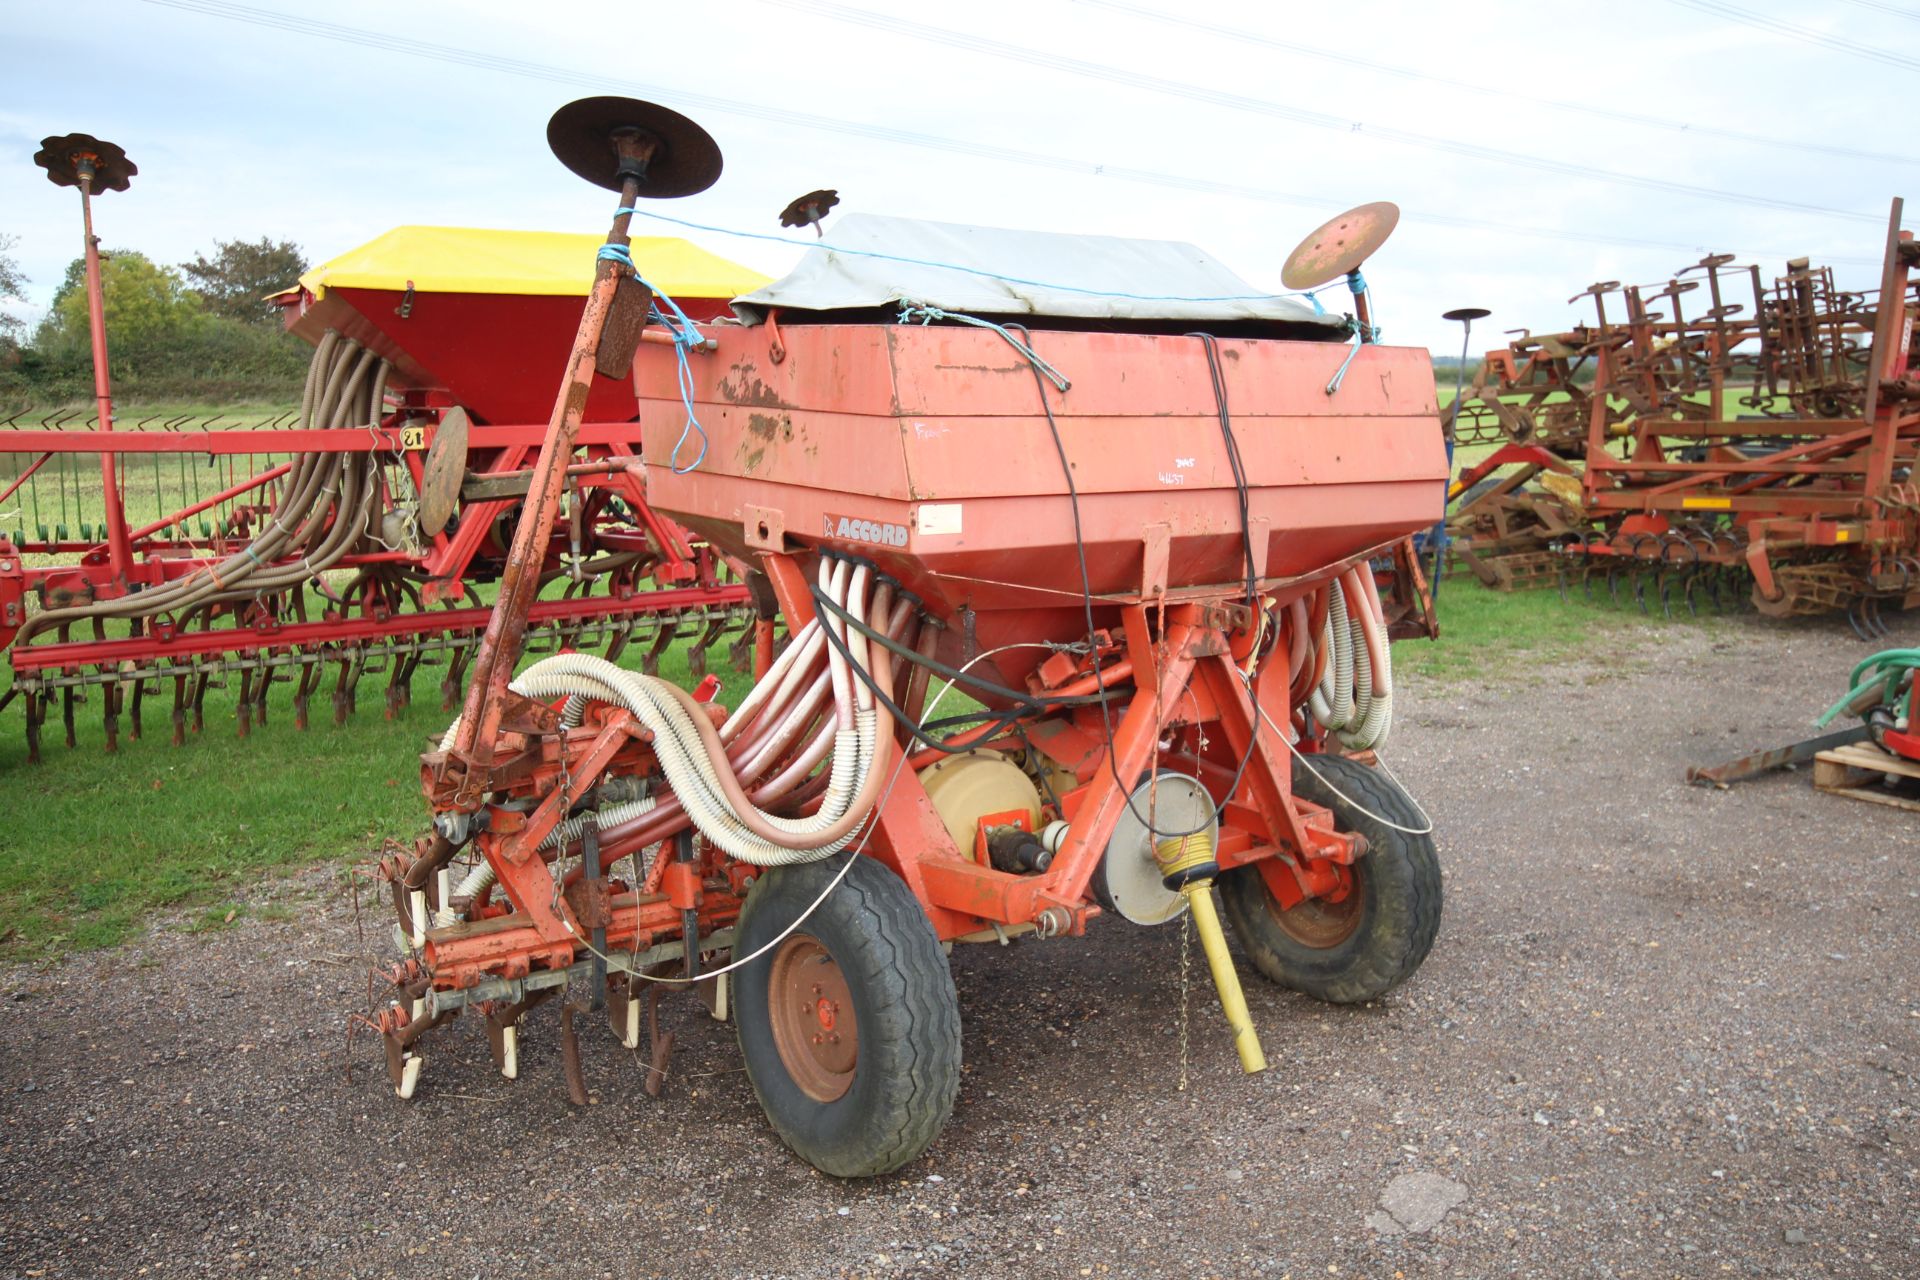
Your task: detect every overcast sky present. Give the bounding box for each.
[2,0,1911,352]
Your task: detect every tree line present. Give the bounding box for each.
[0,235,312,408]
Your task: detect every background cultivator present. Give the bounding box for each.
[370,97,1446,1177]
[2,136,769,760]
[1444,202,1920,634]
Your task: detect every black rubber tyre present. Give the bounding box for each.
[1219,754,1441,1004]
[734,855,961,1178]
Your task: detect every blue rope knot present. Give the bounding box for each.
[600,226,708,473]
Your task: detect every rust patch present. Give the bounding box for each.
[747,411,789,441]
[719,360,788,408]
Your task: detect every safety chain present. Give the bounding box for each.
[1177,908,1193,1093]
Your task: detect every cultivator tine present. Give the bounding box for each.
[24,691,42,764]
[483,994,543,1080]
[642,622,676,676]
[236,669,254,738]
[251,663,272,730]
[440,643,473,713]
[333,651,364,725]
[559,1001,590,1106]
[728,623,754,673]
[644,982,674,1097]
[128,673,145,742]
[102,677,122,752]
[189,669,210,736]
[1632,570,1651,614]
[687,614,729,681]
[62,686,77,749]
[293,660,318,730]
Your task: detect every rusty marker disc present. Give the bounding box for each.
[1281,201,1400,291]
[546,97,723,198]
[417,407,470,538]
[33,132,137,194]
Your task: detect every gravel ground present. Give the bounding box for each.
[2,614,1916,1279]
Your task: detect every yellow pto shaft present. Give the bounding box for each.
[1156,831,1267,1075]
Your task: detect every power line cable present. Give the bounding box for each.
[133,0,1890,267]
[759,0,1895,226]
[1829,0,1920,21]
[1065,0,1910,166]
[1667,0,1920,70]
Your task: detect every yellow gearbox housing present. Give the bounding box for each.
[919,751,1043,857]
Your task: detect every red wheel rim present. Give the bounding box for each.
[767,934,858,1102]
[1264,862,1366,949]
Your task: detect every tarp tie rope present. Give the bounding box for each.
[600,237,709,473]
[897,304,1072,392]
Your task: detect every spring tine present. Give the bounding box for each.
[293,656,317,731]
[1847,599,1869,642]
[642,623,676,677]
[386,656,410,720]
[62,687,77,749]
[441,642,473,713]
[25,691,42,765]
[102,676,120,753]
[129,669,145,742]
[1681,570,1700,618]
[190,669,210,736]
[603,618,634,666]
[252,661,272,729]
[1633,570,1651,615]
[727,621,753,674]
[236,669,254,738]
[171,675,188,747]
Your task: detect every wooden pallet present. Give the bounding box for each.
[1812,742,1920,814]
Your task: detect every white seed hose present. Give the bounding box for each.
[1309,578,1395,752]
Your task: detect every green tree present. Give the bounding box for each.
[181,236,307,324]
[36,250,207,358]
[0,233,27,343]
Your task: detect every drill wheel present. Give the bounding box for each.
[733,856,960,1178]
[1219,754,1441,1005]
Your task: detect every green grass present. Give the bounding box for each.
[1397,577,1704,682]
[0,614,755,961]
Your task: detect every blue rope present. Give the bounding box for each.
[614,207,1325,308]
[897,304,1072,392]
[597,242,708,473]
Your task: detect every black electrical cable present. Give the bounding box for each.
[808,583,1129,755]
[1006,324,1265,841]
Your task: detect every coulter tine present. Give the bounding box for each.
[171,677,187,747]
[102,680,120,753]
[129,675,144,742]
[62,688,76,749]
[560,1002,590,1106]
[236,670,254,738]
[190,672,210,735]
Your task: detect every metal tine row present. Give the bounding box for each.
[11,606,757,761]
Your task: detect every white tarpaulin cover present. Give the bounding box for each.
[732,214,1343,329]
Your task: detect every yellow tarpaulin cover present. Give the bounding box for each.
[295,225,770,301]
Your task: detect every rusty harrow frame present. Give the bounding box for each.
[1442,200,1920,634]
